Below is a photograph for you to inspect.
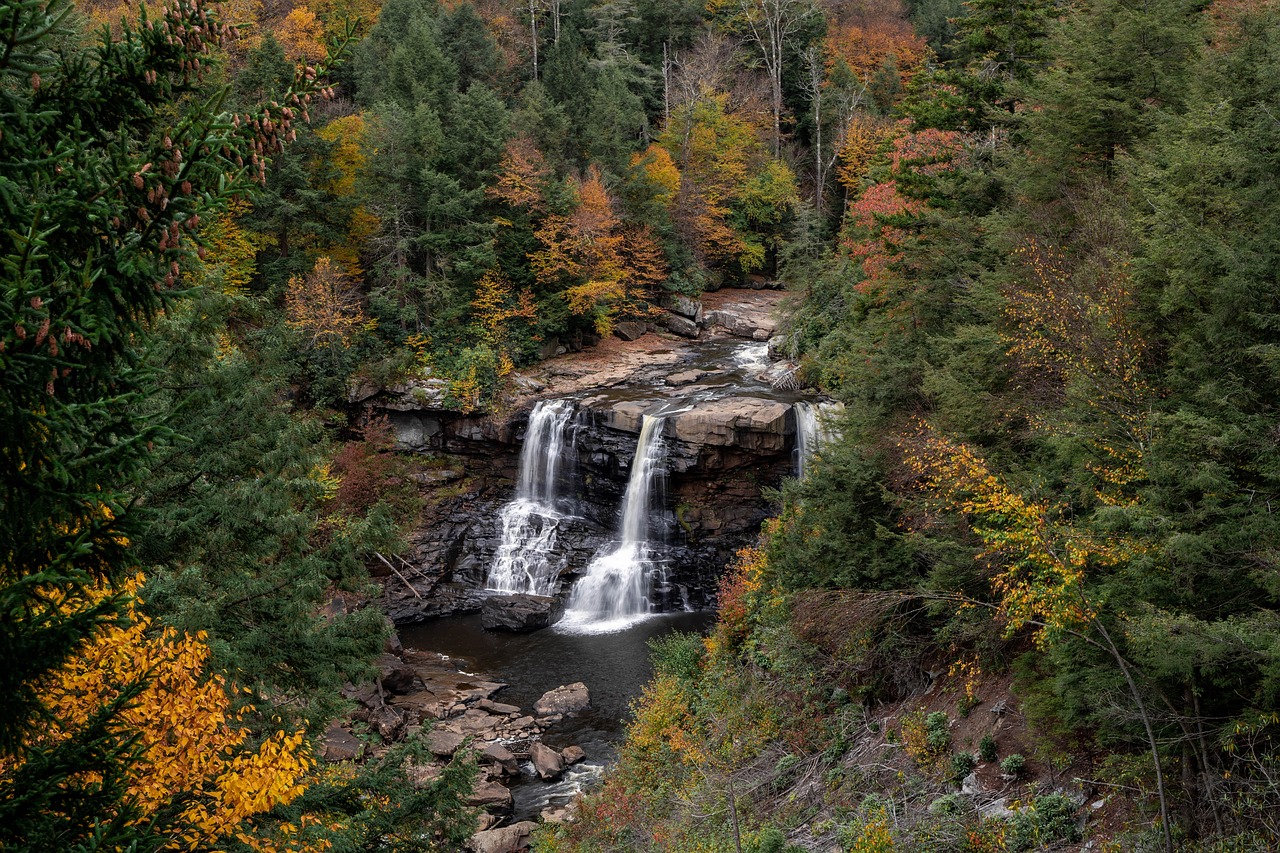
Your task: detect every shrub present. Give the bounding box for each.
[899,709,952,766]
[929,793,966,815]
[926,712,952,752]
[1000,754,1026,776]
[979,734,998,763]
[750,826,787,853]
[647,631,705,683]
[1006,793,1080,850]
[950,752,977,782]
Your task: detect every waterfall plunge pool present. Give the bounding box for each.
[400,609,714,819]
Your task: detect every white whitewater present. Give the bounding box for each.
[794,401,840,478]
[486,400,575,596]
[560,415,666,633]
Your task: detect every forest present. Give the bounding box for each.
[1,0,1278,849]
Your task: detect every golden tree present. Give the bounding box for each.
[276,6,328,65]
[0,576,314,851]
[285,256,371,349]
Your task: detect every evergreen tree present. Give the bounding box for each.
[0,0,345,843]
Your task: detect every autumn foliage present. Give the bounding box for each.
[0,577,314,851]
[285,256,371,349]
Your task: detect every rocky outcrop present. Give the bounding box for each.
[661,293,704,322]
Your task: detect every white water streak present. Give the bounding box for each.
[560,415,665,633]
[486,400,575,595]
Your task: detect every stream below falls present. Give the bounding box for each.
[400,610,714,819]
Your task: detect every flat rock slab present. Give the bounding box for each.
[668,397,790,451]
[467,779,515,812]
[479,699,521,715]
[426,729,466,757]
[533,682,590,716]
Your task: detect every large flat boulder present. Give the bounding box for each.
[668,397,790,453]
[533,682,590,716]
[480,594,563,632]
[467,779,514,812]
[426,729,466,757]
[322,724,363,762]
[612,321,646,341]
[703,308,778,339]
[481,743,519,777]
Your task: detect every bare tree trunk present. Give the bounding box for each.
[802,46,824,212]
[663,42,671,126]
[529,0,539,80]
[1093,618,1175,853]
[726,773,743,853]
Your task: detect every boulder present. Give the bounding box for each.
[560,745,586,765]
[612,321,646,341]
[529,741,565,780]
[467,779,515,812]
[533,682,590,716]
[322,724,363,762]
[703,307,778,340]
[661,312,699,339]
[481,594,562,632]
[666,369,707,386]
[470,821,537,853]
[370,704,407,741]
[426,729,466,757]
[660,293,703,321]
[459,709,503,736]
[481,743,519,777]
[380,663,418,695]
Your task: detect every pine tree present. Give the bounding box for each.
[0,0,346,842]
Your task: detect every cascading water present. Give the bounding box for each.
[794,401,838,478]
[560,415,666,632]
[486,400,576,596]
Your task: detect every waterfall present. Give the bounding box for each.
[486,400,575,596]
[561,415,666,632]
[794,401,838,478]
